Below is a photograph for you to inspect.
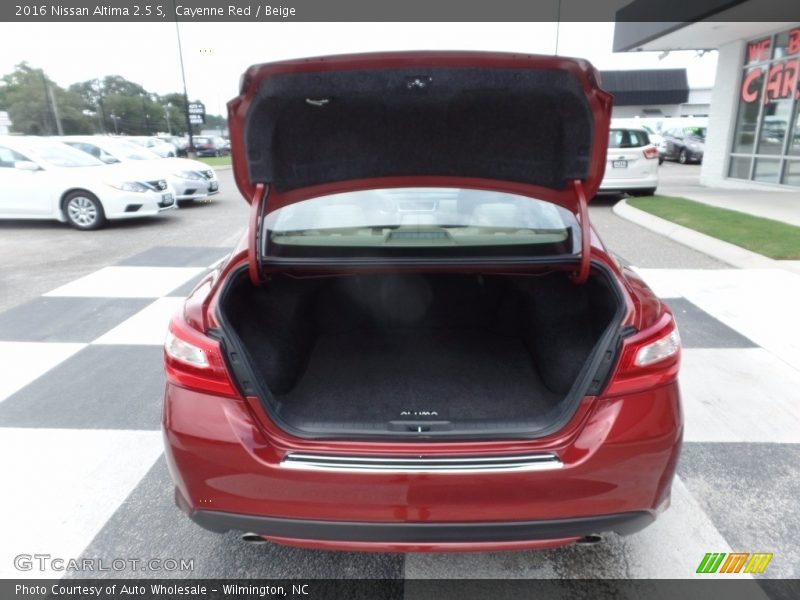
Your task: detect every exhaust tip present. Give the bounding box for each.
[576,534,603,546]
[241,533,269,544]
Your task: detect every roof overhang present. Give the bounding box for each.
[614,0,799,52]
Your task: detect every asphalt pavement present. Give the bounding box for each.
[0,163,798,590]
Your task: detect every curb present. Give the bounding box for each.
[612,199,800,275]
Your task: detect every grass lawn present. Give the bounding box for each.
[627,196,800,260]
[196,156,232,167]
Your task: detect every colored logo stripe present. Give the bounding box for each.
[697,553,726,573]
[697,552,773,574]
[744,553,773,574]
[719,553,749,573]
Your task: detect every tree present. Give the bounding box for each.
[1,65,228,137]
[0,62,93,135]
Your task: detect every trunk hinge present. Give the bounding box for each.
[247,183,268,285]
[570,179,590,285]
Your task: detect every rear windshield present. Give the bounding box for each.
[685,127,706,140]
[263,187,578,260]
[105,140,160,160]
[609,129,650,148]
[26,142,104,168]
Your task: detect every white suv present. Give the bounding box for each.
[598,127,660,196]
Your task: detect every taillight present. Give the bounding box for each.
[605,311,681,396]
[164,315,238,397]
[643,146,659,160]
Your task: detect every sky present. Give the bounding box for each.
[0,22,719,116]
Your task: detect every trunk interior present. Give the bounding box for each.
[219,269,622,439]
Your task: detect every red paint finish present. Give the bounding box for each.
[163,381,680,531]
[162,52,683,551]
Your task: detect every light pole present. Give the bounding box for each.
[163,102,173,135]
[110,113,120,135]
[173,5,195,158]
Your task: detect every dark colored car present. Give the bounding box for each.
[163,52,683,552]
[662,126,706,164]
[192,136,229,157]
[160,135,190,157]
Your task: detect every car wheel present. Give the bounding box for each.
[63,191,106,230]
[629,188,657,197]
[679,149,688,164]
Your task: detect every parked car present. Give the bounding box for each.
[191,136,229,157]
[163,52,682,552]
[611,119,665,165]
[641,126,665,164]
[60,136,219,205]
[158,135,190,157]
[0,136,175,230]
[127,136,177,157]
[598,126,660,196]
[662,126,706,164]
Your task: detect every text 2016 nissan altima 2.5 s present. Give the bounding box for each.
[163,52,683,552]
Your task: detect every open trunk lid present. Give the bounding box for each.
[227,51,613,282]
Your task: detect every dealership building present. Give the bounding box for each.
[615,11,800,190]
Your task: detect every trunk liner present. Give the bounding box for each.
[275,328,562,429]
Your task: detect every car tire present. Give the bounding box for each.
[63,191,107,230]
[679,149,688,164]
[630,188,657,197]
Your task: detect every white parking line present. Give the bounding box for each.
[0,428,163,578]
[680,348,800,443]
[44,266,205,298]
[92,297,185,346]
[0,342,85,403]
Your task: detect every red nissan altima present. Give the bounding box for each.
[163,51,683,552]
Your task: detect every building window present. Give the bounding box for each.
[728,26,800,187]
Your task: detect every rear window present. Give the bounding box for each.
[263,187,578,260]
[609,129,650,148]
[24,142,104,168]
[685,127,706,140]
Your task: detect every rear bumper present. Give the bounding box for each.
[598,174,658,192]
[184,493,652,550]
[163,381,682,550]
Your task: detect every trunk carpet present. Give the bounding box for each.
[275,328,562,430]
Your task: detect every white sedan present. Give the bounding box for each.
[60,136,219,205]
[0,136,176,230]
[127,136,178,157]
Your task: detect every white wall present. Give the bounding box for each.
[612,104,683,118]
[701,39,744,187]
[0,111,10,135]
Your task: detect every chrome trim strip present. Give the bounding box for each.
[281,453,563,474]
